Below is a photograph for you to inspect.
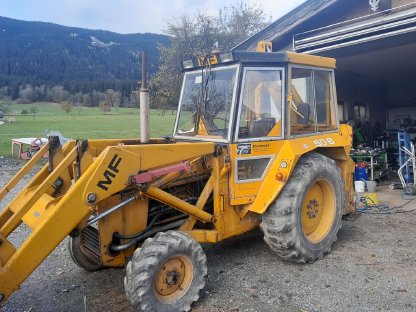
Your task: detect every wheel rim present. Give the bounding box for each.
[154,255,193,304]
[301,179,336,243]
[404,186,415,195]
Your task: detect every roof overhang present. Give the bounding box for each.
[233,0,338,51]
[294,5,416,54]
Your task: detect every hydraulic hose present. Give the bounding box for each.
[114,212,161,240]
[109,220,185,253]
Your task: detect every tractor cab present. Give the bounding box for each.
[174,50,338,144]
[174,49,344,207]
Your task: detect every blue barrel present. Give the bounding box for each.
[354,165,368,181]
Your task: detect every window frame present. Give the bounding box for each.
[173,64,240,143]
[288,65,339,139]
[234,66,286,143]
[235,155,275,183]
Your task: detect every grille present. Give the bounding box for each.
[81,226,101,263]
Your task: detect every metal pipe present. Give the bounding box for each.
[141,51,147,89]
[398,158,412,188]
[145,186,213,223]
[140,51,150,143]
[87,195,137,226]
[412,143,416,181]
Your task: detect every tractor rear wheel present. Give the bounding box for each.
[260,153,343,263]
[124,231,207,312]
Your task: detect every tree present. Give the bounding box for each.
[0,87,9,99]
[83,93,92,107]
[0,100,11,115]
[18,84,36,103]
[99,101,111,115]
[92,90,106,107]
[112,90,121,111]
[29,106,38,120]
[50,85,69,103]
[129,91,139,108]
[104,89,122,112]
[61,101,72,115]
[69,92,83,106]
[151,2,270,110]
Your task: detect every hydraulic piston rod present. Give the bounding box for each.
[87,195,137,226]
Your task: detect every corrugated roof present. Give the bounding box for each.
[233,0,339,51]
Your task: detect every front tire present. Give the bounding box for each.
[124,231,207,312]
[260,153,343,263]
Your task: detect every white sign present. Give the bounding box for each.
[369,0,381,12]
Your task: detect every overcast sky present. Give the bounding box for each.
[0,0,307,34]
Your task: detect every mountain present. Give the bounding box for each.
[0,16,170,89]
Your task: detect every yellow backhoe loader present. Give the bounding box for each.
[0,43,355,311]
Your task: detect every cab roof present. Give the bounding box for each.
[182,51,336,71]
[233,51,336,69]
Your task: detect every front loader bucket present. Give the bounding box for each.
[0,136,215,303]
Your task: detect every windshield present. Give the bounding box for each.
[174,65,238,141]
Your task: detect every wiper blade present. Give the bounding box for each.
[194,61,213,135]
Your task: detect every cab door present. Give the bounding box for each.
[229,67,286,205]
[289,66,338,137]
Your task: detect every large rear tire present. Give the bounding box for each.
[124,231,207,312]
[260,153,343,263]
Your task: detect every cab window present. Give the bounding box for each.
[175,66,238,140]
[290,67,337,135]
[237,68,283,140]
[290,68,316,135]
[314,70,337,131]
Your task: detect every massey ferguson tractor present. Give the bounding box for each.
[0,43,355,311]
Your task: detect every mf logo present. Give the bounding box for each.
[97,154,122,191]
[369,0,381,12]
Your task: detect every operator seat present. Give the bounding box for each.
[249,118,276,138]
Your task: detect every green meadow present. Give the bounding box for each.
[0,102,177,157]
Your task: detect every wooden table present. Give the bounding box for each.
[11,138,48,159]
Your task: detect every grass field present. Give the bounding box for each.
[0,102,177,156]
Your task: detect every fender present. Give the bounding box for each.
[246,125,353,214]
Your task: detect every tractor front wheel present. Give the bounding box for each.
[260,153,343,263]
[124,231,207,312]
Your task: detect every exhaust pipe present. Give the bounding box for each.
[140,51,150,143]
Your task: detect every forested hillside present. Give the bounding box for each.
[0,16,169,100]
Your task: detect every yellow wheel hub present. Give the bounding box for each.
[301,180,336,243]
[154,255,193,303]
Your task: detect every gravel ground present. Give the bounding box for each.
[1,162,416,312]
[0,156,21,169]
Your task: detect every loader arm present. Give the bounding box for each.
[0,137,215,303]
